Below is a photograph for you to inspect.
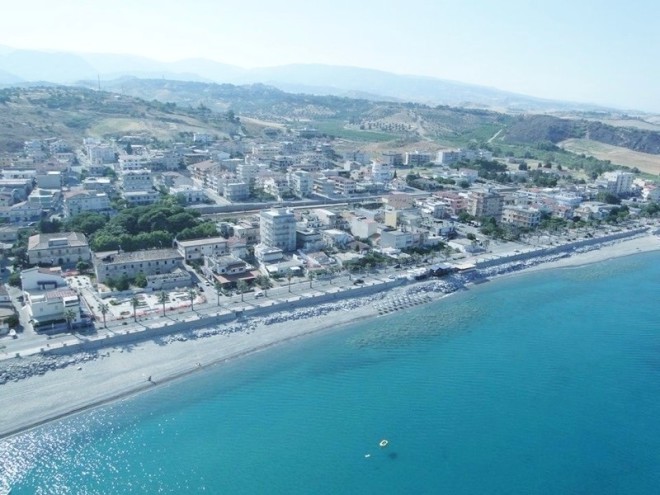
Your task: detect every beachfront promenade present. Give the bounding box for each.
[1,224,653,364]
[1,271,404,361]
[0,226,657,439]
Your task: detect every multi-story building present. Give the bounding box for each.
[380,230,415,250]
[35,171,62,189]
[467,189,503,219]
[27,188,61,211]
[118,155,151,171]
[259,208,297,252]
[82,177,114,193]
[175,237,228,262]
[27,232,91,266]
[237,162,260,185]
[63,191,112,218]
[94,248,184,283]
[121,169,153,192]
[224,181,250,202]
[600,171,635,196]
[371,162,394,183]
[382,152,403,167]
[87,144,116,165]
[233,219,261,245]
[289,170,314,198]
[405,151,432,166]
[123,190,160,206]
[0,201,42,224]
[188,160,218,187]
[169,185,207,204]
[501,206,541,228]
[435,191,468,217]
[344,150,370,165]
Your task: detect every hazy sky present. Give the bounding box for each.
[0,0,657,111]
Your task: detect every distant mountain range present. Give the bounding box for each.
[0,45,614,113]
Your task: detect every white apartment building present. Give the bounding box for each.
[371,162,394,183]
[118,155,151,171]
[121,169,153,192]
[63,191,112,218]
[123,190,160,206]
[601,171,635,195]
[87,144,116,165]
[289,170,314,198]
[224,181,250,202]
[170,185,207,204]
[259,208,297,252]
[175,237,229,262]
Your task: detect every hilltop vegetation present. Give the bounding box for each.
[503,114,660,154]
[0,86,242,151]
[2,81,660,178]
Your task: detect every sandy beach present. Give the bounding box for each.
[0,231,658,439]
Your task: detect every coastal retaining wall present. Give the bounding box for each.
[475,228,647,269]
[41,279,405,357]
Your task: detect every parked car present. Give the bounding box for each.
[353,279,365,285]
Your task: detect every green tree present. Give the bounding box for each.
[158,291,168,316]
[188,288,197,312]
[236,280,248,302]
[131,296,140,321]
[8,271,21,288]
[256,276,273,296]
[3,314,19,329]
[38,218,62,234]
[134,272,148,288]
[116,274,131,291]
[99,303,109,328]
[64,309,76,331]
[76,260,91,273]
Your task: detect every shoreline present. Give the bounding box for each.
[1,232,658,440]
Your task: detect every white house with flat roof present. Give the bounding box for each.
[175,237,228,262]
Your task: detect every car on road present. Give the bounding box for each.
[353,279,365,285]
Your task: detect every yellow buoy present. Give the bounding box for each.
[379,439,389,448]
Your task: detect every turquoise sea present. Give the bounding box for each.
[1,251,660,494]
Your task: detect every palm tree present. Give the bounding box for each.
[64,309,76,331]
[188,288,197,312]
[99,303,109,328]
[158,291,168,316]
[130,296,140,322]
[214,281,223,306]
[308,272,315,288]
[287,272,293,293]
[257,276,273,296]
[237,280,248,302]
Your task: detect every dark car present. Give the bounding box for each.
[353,278,365,285]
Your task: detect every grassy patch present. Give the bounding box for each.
[560,138,660,175]
[314,120,398,142]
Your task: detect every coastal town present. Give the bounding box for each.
[0,118,658,438]
[0,125,659,349]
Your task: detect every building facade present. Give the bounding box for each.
[259,208,297,252]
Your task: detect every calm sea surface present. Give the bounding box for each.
[1,252,659,494]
